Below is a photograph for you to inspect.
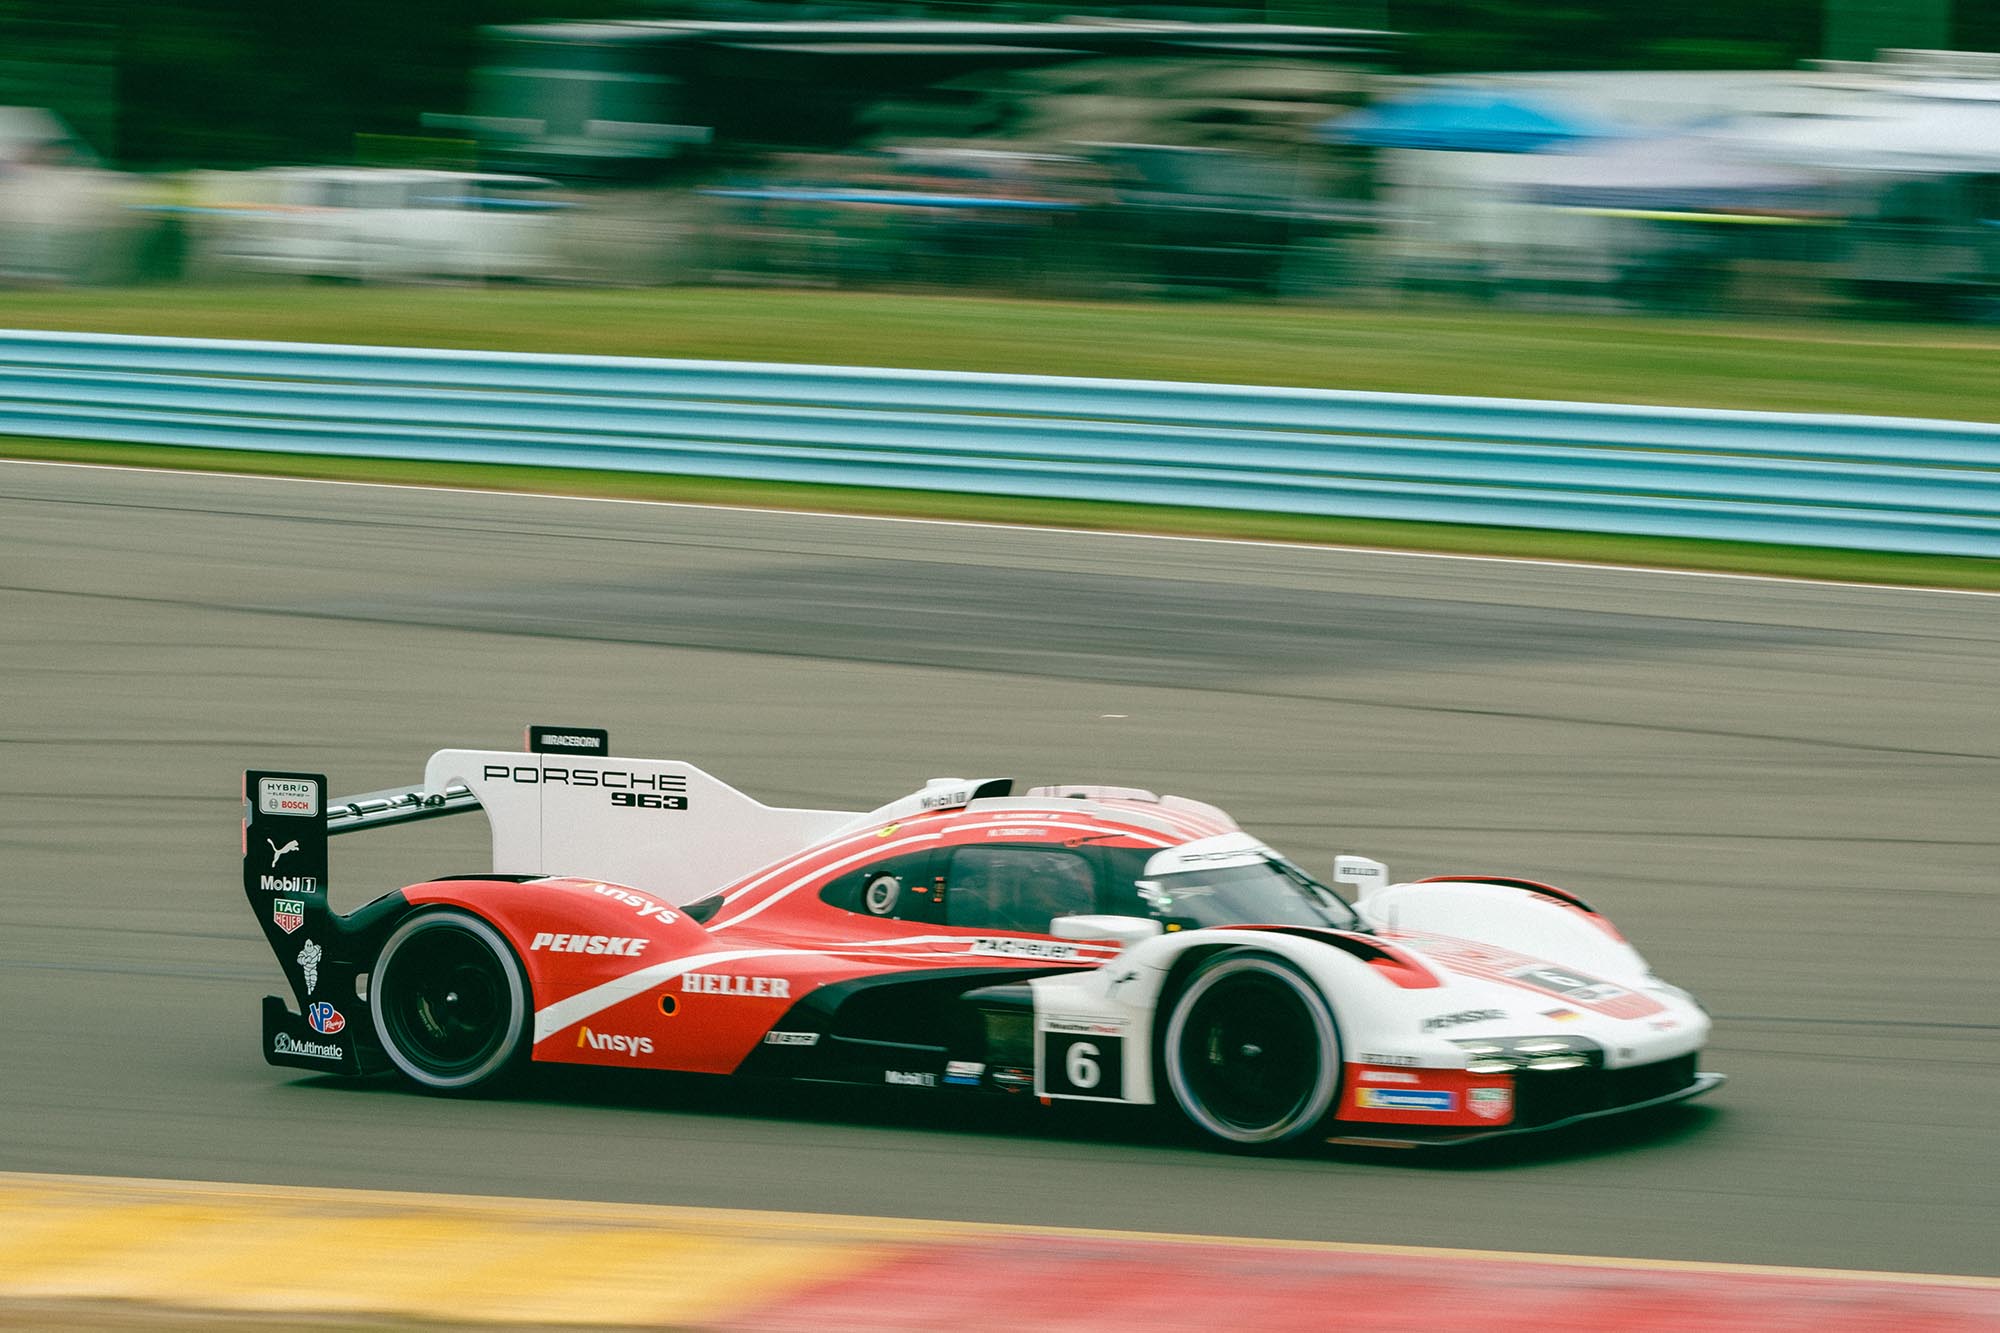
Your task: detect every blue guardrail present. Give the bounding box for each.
[1,330,1996,557]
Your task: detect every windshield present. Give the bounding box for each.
[1125,856,1359,931]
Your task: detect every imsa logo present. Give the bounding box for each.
[576,1026,653,1056]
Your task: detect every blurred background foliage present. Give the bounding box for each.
[5,1,625,166]
[1,1,1993,167]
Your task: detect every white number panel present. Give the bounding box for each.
[1038,1026,1128,1101]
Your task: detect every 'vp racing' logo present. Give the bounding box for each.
[267,837,300,868]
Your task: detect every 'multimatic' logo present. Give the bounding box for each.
[273,1033,342,1061]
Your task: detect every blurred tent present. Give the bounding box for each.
[0,106,98,166]
[1318,88,1622,153]
[1711,89,2000,173]
[1509,137,1832,211]
[930,57,1371,153]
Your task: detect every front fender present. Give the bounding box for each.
[1358,880,1654,982]
[1028,926,1450,1106]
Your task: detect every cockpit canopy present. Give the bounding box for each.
[1126,833,1357,931]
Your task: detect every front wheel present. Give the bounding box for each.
[371,909,528,1094]
[1161,950,1340,1149]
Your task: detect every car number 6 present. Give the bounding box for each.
[1066,1041,1100,1089]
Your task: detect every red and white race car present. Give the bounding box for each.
[243,726,1721,1150]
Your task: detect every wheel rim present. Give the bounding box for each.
[1167,957,1337,1144]
[377,918,519,1085]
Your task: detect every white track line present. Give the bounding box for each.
[6,457,1997,599]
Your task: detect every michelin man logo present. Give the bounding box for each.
[297,939,323,996]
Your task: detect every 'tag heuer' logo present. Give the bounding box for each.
[272,899,305,935]
[969,937,1083,960]
[576,1026,653,1056]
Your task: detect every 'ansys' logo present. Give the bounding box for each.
[576,1026,653,1056]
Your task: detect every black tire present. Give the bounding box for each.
[371,909,528,1094]
[1160,949,1340,1149]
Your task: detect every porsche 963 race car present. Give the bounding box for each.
[244,726,1721,1150]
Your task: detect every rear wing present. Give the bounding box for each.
[317,729,1017,903]
[252,725,1021,903]
[325,782,479,833]
[420,729,858,902]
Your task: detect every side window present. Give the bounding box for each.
[945,847,1096,934]
[1097,848,1160,920]
[819,850,940,923]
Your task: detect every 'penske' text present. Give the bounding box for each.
[530,933,647,956]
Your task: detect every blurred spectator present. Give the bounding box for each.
[0,106,130,284]
[190,168,573,283]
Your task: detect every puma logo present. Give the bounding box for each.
[268,838,300,868]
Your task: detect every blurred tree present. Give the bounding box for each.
[0,1,116,154]
[1824,0,1950,61]
[112,0,630,167]
[1390,0,1823,72]
[13,0,1983,167]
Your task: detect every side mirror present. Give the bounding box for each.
[1332,855,1389,901]
[1050,914,1164,948]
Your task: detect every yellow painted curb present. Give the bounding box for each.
[0,1169,1993,1328]
[0,1174,891,1326]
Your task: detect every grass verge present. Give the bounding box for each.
[1,285,1997,420]
[12,437,1997,591]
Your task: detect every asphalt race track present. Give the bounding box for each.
[2,461,1995,1278]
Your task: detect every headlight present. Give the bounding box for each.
[1448,1034,1603,1072]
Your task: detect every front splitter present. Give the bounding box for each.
[1324,1070,1726,1150]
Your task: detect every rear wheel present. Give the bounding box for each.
[372,909,527,1094]
[1161,950,1339,1149]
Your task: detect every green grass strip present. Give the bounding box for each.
[12,437,1997,591]
[1,285,1997,421]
